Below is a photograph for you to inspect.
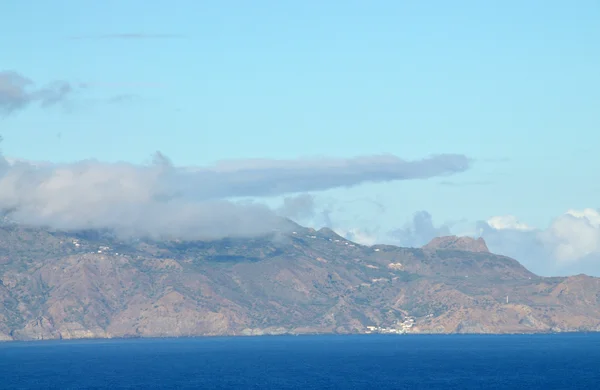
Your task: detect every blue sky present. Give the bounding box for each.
[2,0,600,275]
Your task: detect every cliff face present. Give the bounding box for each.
[0,223,599,341]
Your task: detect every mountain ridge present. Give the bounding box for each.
[423,235,490,253]
[0,222,599,341]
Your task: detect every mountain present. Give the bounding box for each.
[423,236,490,253]
[1,221,600,341]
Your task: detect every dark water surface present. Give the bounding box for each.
[1,334,599,389]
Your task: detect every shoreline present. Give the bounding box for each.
[2,330,599,344]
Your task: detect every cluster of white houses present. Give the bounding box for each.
[365,317,415,334]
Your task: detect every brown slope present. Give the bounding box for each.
[0,224,600,340]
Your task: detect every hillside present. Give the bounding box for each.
[0,221,599,341]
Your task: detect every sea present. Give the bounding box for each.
[1,333,599,389]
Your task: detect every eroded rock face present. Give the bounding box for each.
[423,236,490,253]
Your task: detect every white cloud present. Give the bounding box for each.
[566,208,600,227]
[481,208,600,276]
[486,215,533,231]
[334,227,379,246]
[540,209,600,263]
[347,208,600,277]
[0,152,469,240]
[327,208,600,277]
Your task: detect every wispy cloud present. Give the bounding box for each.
[0,71,75,116]
[0,152,470,239]
[179,154,471,199]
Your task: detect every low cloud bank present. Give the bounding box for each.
[0,152,469,240]
[373,208,600,277]
[478,209,600,276]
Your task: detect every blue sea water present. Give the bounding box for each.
[1,334,599,389]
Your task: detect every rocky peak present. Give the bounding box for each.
[423,235,490,253]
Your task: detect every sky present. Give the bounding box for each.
[1,0,600,276]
